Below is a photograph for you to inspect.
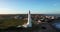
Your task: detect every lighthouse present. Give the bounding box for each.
[16,10,32,28]
[21,10,32,28]
[27,10,32,27]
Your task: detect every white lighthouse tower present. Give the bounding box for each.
[21,10,32,28]
[27,10,32,27]
[16,10,32,28]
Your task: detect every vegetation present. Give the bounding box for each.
[0,19,27,29]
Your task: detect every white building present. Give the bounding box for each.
[17,10,32,28]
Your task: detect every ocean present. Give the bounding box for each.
[43,14,60,17]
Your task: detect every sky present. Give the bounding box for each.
[0,0,60,14]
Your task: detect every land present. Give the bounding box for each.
[0,19,27,29]
[0,14,59,32]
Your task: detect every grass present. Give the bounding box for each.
[0,18,27,29]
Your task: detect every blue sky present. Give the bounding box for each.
[0,0,60,14]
